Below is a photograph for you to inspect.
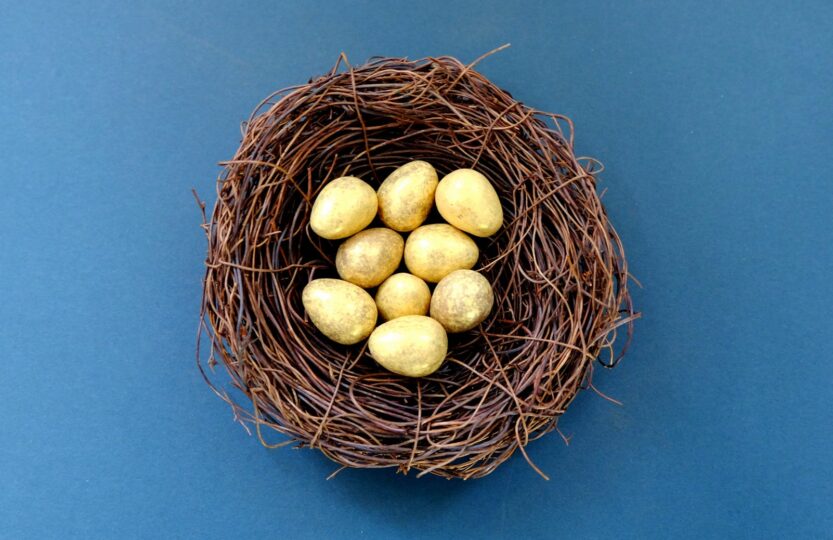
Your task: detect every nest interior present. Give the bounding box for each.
[199,51,636,479]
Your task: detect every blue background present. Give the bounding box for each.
[2,1,832,538]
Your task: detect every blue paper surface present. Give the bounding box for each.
[2,1,832,538]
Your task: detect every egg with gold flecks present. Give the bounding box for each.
[435,168,503,237]
[377,160,438,232]
[430,269,494,333]
[302,279,377,345]
[403,223,479,283]
[336,228,404,288]
[375,273,431,321]
[310,176,378,240]
[368,315,448,377]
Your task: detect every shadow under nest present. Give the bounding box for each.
[198,50,637,480]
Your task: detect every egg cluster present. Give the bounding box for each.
[302,161,503,377]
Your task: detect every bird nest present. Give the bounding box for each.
[198,50,636,479]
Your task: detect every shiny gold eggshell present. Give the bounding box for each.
[336,228,404,288]
[403,224,479,283]
[435,169,503,237]
[302,278,377,345]
[430,269,494,333]
[310,176,378,240]
[377,161,439,232]
[368,315,448,377]
[375,273,431,320]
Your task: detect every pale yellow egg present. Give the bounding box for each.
[368,315,448,377]
[335,228,404,288]
[310,176,377,240]
[435,169,503,237]
[430,269,494,333]
[403,224,479,283]
[302,278,377,344]
[375,273,431,320]
[377,161,438,232]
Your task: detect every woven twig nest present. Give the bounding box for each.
[198,50,636,479]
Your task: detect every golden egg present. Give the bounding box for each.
[377,161,439,232]
[435,169,503,237]
[375,273,431,320]
[310,176,378,240]
[430,269,494,333]
[368,315,448,377]
[404,223,478,283]
[335,228,404,288]
[302,278,377,345]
